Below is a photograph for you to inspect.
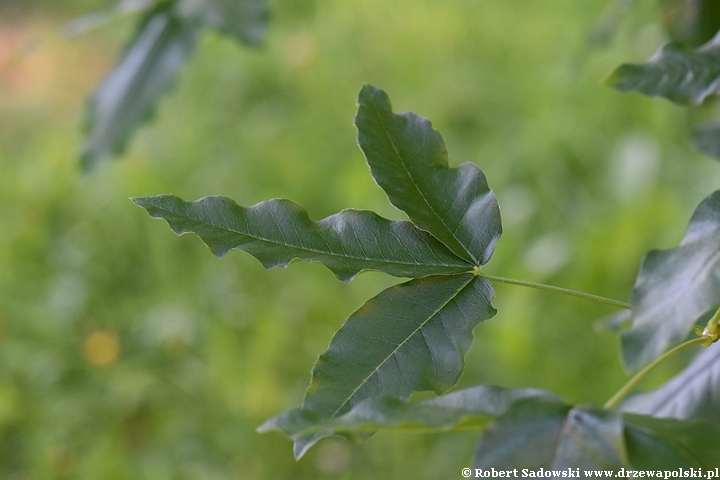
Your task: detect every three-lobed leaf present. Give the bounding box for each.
[135,85,505,461]
[356,85,502,265]
[292,273,496,458]
[606,31,720,105]
[621,344,720,424]
[622,190,720,370]
[132,195,472,281]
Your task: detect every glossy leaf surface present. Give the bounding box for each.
[258,385,557,437]
[356,85,502,265]
[179,0,269,44]
[294,273,496,458]
[82,7,196,170]
[606,31,720,105]
[622,344,720,424]
[133,195,472,281]
[136,86,507,461]
[622,190,720,370]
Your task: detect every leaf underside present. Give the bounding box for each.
[605,30,720,105]
[622,190,720,370]
[293,273,496,458]
[621,343,720,424]
[133,195,472,281]
[263,384,720,468]
[258,385,558,437]
[82,6,197,171]
[356,84,502,265]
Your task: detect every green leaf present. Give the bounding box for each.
[263,381,720,466]
[606,31,720,105]
[355,85,502,265]
[178,0,269,45]
[622,190,720,370]
[473,399,627,470]
[622,344,720,424]
[624,414,720,468]
[293,273,496,458]
[133,195,472,281]
[472,397,720,469]
[693,120,720,159]
[258,385,558,437]
[82,6,196,171]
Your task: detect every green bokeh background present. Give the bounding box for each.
[1,0,718,478]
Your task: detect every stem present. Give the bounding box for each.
[480,273,631,310]
[603,337,710,409]
[706,307,720,335]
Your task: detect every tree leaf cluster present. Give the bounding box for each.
[606,19,720,158]
[136,84,505,457]
[136,84,720,466]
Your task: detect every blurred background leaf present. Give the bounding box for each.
[605,33,720,105]
[661,0,720,47]
[606,0,720,161]
[621,344,720,424]
[621,191,720,371]
[1,0,719,478]
[81,4,197,171]
[82,0,269,171]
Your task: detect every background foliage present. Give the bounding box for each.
[1,0,719,478]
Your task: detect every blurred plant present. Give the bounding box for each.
[661,0,720,47]
[77,0,269,171]
[135,84,720,469]
[606,0,720,159]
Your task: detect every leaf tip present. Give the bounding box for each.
[255,419,273,435]
[292,436,318,460]
[602,66,625,88]
[357,84,390,110]
[131,196,153,209]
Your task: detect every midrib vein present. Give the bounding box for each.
[371,105,473,263]
[150,201,468,269]
[331,274,475,416]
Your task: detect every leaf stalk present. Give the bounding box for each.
[480,273,631,310]
[603,336,713,409]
